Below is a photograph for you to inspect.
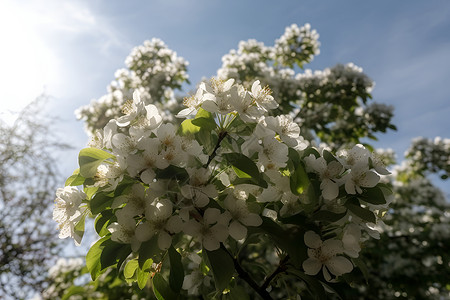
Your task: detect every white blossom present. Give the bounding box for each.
[183,208,229,251]
[305,154,343,200]
[265,115,300,146]
[176,84,206,118]
[222,194,262,240]
[108,213,141,252]
[53,186,86,245]
[302,231,353,281]
[344,163,380,194]
[135,198,182,250]
[250,80,278,111]
[180,168,217,207]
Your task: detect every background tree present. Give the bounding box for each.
[344,138,450,300]
[0,96,69,299]
[47,24,448,299]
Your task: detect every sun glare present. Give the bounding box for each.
[0,1,58,117]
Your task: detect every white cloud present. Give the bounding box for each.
[0,0,129,120]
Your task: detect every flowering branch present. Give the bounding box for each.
[54,74,392,298]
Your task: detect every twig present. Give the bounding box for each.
[221,245,273,300]
[205,131,228,168]
[261,255,289,291]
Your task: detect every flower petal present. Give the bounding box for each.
[241,213,262,227]
[135,223,155,242]
[321,179,339,200]
[359,171,380,188]
[229,220,247,240]
[303,258,322,275]
[202,235,220,251]
[157,231,172,250]
[325,256,353,277]
[304,231,322,249]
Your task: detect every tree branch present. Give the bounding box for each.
[221,245,273,300]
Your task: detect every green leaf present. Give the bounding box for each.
[84,185,98,200]
[86,236,131,281]
[223,153,260,179]
[229,285,250,300]
[344,199,376,223]
[74,214,86,244]
[232,177,268,188]
[287,269,326,300]
[228,116,256,135]
[359,187,386,205]
[137,257,153,289]
[319,281,344,300]
[78,148,115,178]
[290,163,310,195]
[90,192,114,214]
[153,273,178,300]
[301,147,320,159]
[288,147,301,166]
[256,217,307,267]
[61,286,85,300]
[196,128,216,154]
[191,108,216,131]
[278,212,307,226]
[306,179,321,209]
[179,119,201,135]
[322,149,338,164]
[388,124,397,131]
[352,256,369,284]
[195,107,213,119]
[155,165,189,182]
[192,117,216,131]
[168,246,184,293]
[94,210,115,237]
[312,210,347,223]
[139,236,162,268]
[124,259,139,279]
[65,169,85,186]
[205,247,235,292]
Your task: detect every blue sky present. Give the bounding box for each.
[1,0,449,194]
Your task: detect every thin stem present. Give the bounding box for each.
[261,255,289,292]
[205,131,228,168]
[221,245,273,300]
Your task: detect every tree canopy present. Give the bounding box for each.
[38,24,450,299]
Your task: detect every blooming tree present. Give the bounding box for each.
[50,24,449,299]
[0,96,68,299]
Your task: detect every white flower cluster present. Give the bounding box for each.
[300,144,391,281]
[217,39,274,85]
[53,186,87,245]
[296,63,374,103]
[40,258,85,300]
[56,78,393,295]
[273,23,320,68]
[84,80,309,256]
[217,40,301,108]
[216,24,321,108]
[48,257,84,279]
[125,38,189,102]
[305,144,389,199]
[76,38,189,134]
[405,136,450,178]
